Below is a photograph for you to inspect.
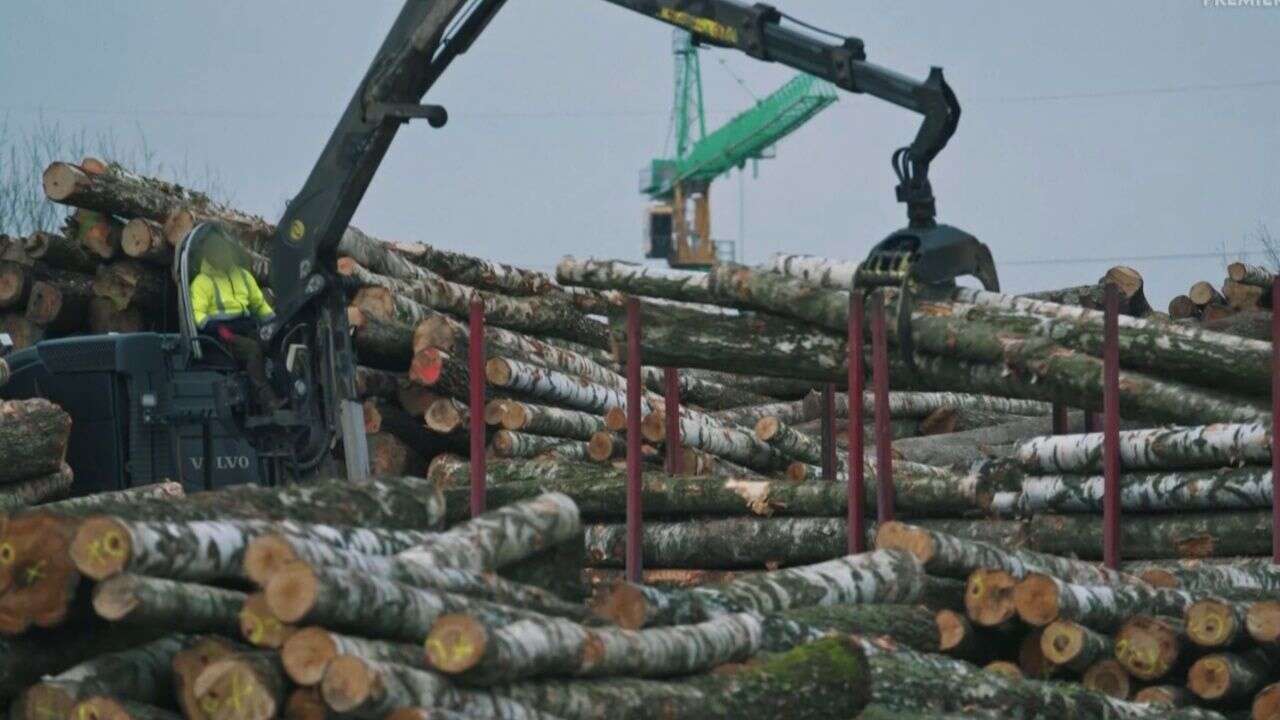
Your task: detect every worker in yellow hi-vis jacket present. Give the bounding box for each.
[190,226,280,409]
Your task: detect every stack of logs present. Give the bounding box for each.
[0,398,75,512]
[1168,261,1275,340]
[0,486,1226,720]
[879,521,1280,719]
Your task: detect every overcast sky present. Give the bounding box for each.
[2,1,1277,303]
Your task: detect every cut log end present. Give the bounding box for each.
[589,582,647,630]
[500,402,529,431]
[1040,620,1086,667]
[935,609,970,654]
[1188,655,1234,701]
[1253,683,1280,720]
[587,432,618,462]
[243,535,300,587]
[1083,659,1132,700]
[90,573,141,621]
[425,399,465,434]
[240,592,294,649]
[873,522,935,565]
[640,411,665,443]
[264,562,320,624]
[754,416,781,443]
[69,515,132,580]
[484,357,514,386]
[283,688,327,720]
[319,655,374,714]
[1114,616,1180,681]
[281,627,339,686]
[604,407,627,432]
[483,400,507,427]
[983,661,1022,680]
[41,162,87,203]
[70,696,137,720]
[966,568,1019,628]
[409,349,445,386]
[424,612,489,674]
[1247,601,1280,644]
[0,264,26,307]
[1132,685,1188,708]
[194,658,279,720]
[20,683,75,720]
[1187,599,1239,648]
[174,636,241,720]
[1011,573,1059,627]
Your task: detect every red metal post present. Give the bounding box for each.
[468,298,486,517]
[847,290,866,553]
[663,367,683,475]
[1272,278,1280,564]
[1051,404,1069,435]
[870,291,895,522]
[821,384,837,480]
[625,298,644,583]
[1102,283,1122,569]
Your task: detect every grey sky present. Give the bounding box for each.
[2,1,1277,303]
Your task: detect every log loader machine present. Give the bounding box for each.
[0,0,998,496]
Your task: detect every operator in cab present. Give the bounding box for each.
[190,225,281,409]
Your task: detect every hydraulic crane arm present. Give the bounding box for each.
[601,0,961,227]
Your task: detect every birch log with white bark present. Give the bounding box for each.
[398,492,581,572]
[1019,466,1275,513]
[1015,423,1269,474]
[487,357,644,416]
[1014,573,1194,630]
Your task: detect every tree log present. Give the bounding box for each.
[43,159,231,225]
[0,261,29,309]
[244,534,584,620]
[876,521,1135,585]
[1026,511,1278,559]
[65,209,123,260]
[70,696,180,720]
[1041,619,1113,674]
[1186,598,1249,649]
[640,365,771,411]
[16,635,190,720]
[121,218,173,265]
[348,308,414,370]
[264,564,537,643]
[591,549,926,629]
[642,407,786,473]
[0,398,70,484]
[1130,558,1280,598]
[1132,685,1194,708]
[1188,280,1226,307]
[399,492,580,572]
[491,430,567,459]
[1188,649,1274,703]
[92,574,243,635]
[0,464,74,511]
[557,257,715,304]
[1015,574,1193,630]
[71,517,437,583]
[500,401,607,441]
[1081,658,1132,700]
[1113,615,1186,681]
[1168,294,1201,319]
[172,636,247,720]
[193,652,286,720]
[92,260,166,312]
[1020,466,1277,513]
[1253,682,1280,720]
[487,356,641,417]
[762,603,938,653]
[367,432,426,477]
[25,273,94,332]
[282,627,421,687]
[25,230,98,273]
[1015,423,1270,474]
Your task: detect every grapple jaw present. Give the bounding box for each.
[854,224,999,367]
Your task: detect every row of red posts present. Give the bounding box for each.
[463,276,1280,581]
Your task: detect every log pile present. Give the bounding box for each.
[1166,261,1274,341]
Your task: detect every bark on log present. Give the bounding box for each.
[1223,279,1264,310]
[711,395,823,429]
[1114,615,1186,681]
[340,257,607,348]
[591,549,926,629]
[92,574,243,635]
[72,517,437,583]
[1026,511,1279,560]
[0,464,74,511]
[0,398,70,483]
[875,521,1135,585]
[264,564,538,643]
[427,611,763,684]
[43,160,231,225]
[491,430,567,459]
[282,627,422,686]
[1020,466,1278,514]
[1132,685,1194,708]
[1014,574,1193,630]
[393,239,557,297]
[640,366,772,411]
[398,492,581,572]
[487,356,641,416]
[1016,423,1271,474]
[70,696,180,720]
[557,257,716,304]
[1188,649,1274,703]
[25,230,99,274]
[1040,619,1113,674]
[754,416,823,464]
[193,652,286,720]
[349,308,414,370]
[244,534,584,620]
[1131,558,1280,598]
[760,603,939,654]
[163,206,274,250]
[1228,261,1277,288]
[25,273,94,332]
[1169,294,1200,319]
[16,635,190,720]
[501,401,608,441]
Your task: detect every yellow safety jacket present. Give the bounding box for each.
[190,261,274,329]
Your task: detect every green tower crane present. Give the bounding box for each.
[642,31,838,269]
